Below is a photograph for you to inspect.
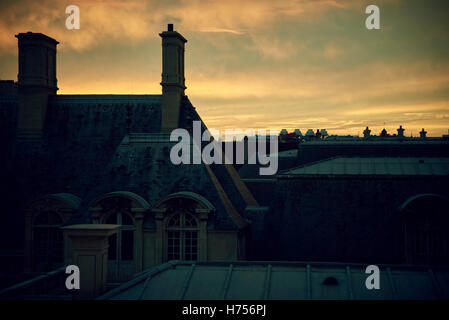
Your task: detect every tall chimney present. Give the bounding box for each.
[15,32,58,135]
[159,24,187,133]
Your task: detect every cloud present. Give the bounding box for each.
[188,59,449,136]
[0,0,368,54]
[0,0,155,53]
[199,27,244,35]
[1,0,448,137]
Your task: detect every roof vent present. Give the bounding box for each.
[322,276,339,286]
[168,24,173,32]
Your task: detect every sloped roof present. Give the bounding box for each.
[47,94,163,135]
[8,94,162,207]
[279,157,449,177]
[238,150,298,179]
[98,261,449,300]
[2,94,252,230]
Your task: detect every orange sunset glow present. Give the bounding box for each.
[1,0,449,137]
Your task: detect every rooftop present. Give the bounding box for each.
[98,261,449,300]
[279,157,449,177]
[302,139,449,145]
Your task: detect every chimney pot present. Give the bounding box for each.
[168,24,173,31]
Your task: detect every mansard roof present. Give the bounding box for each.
[47,94,163,136]
[278,157,449,177]
[2,93,255,230]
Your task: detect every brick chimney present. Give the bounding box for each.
[159,24,187,133]
[15,32,58,135]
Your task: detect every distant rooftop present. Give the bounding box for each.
[302,139,449,145]
[279,157,449,176]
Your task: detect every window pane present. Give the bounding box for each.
[48,212,63,225]
[34,213,49,225]
[34,228,49,265]
[184,214,197,227]
[121,213,133,226]
[167,231,180,260]
[106,213,117,224]
[108,233,117,260]
[184,231,198,261]
[166,212,200,262]
[33,213,64,271]
[121,230,134,261]
[168,215,181,227]
[49,227,64,263]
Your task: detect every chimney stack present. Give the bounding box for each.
[363,126,371,139]
[397,125,405,138]
[15,32,59,136]
[61,224,118,299]
[159,24,187,133]
[420,128,427,139]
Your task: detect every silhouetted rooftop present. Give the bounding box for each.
[280,157,449,176]
[303,139,449,144]
[1,94,252,230]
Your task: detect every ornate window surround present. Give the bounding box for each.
[151,192,215,265]
[166,211,199,261]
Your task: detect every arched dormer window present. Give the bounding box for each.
[151,192,215,264]
[166,212,199,261]
[23,193,81,272]
[400,194,449,265]
[89,191,149,281]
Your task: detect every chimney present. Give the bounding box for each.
[397,125,405,138]
[61,224,119,299]
[420,128,427,139]
[15,32,59,136]
[363,126,371,139]
[159,24,187,133]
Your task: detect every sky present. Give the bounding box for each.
[0,0,449,137]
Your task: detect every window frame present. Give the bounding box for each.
[32,211,64,271]
[165,212,199,261]
[104,211,136,262]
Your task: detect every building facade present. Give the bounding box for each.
[0,26,263,285]
[1,26,448,294]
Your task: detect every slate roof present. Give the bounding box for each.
[98,260,449,300]
[47,94,163,136]
[1,93,255,230]
[238,149,298,179]
[8,95,163,212]
[297,139,449,166]
[279,157,449,177]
